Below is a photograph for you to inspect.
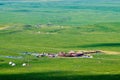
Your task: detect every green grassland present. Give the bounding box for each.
[0,22,120,80]
[0,54,120,80]
[0,22,120,54]
[0,1,120,26]
[0,0,120,80]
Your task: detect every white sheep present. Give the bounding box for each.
[22,63,27,66]
[11,63,16,66]
[9,61,13,65]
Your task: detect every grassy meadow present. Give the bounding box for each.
[0,0,120,80]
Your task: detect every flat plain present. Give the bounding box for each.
[0,0,120,80]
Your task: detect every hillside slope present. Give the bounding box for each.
[0,23,120,55]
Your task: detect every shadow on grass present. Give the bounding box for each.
[0,71,120,80]
[64,43,120,48]
[81,43,120,48]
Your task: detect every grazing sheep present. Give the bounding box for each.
[9,61,13,65]
[11,63,16,66]
[22,63,26,66]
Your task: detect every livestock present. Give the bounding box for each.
[11,63,16,66]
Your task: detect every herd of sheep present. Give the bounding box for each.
[8,50,101,67]
[9,61,27,67]
[28,50,102,58]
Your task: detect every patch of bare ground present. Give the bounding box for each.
[102,51,120,55]
[0,26,9,30]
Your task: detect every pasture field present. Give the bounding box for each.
[0,22,120,80]
[0,0,120,80]
[0,0,120,26]
[0,54,120,80]
[0,22,120,54]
